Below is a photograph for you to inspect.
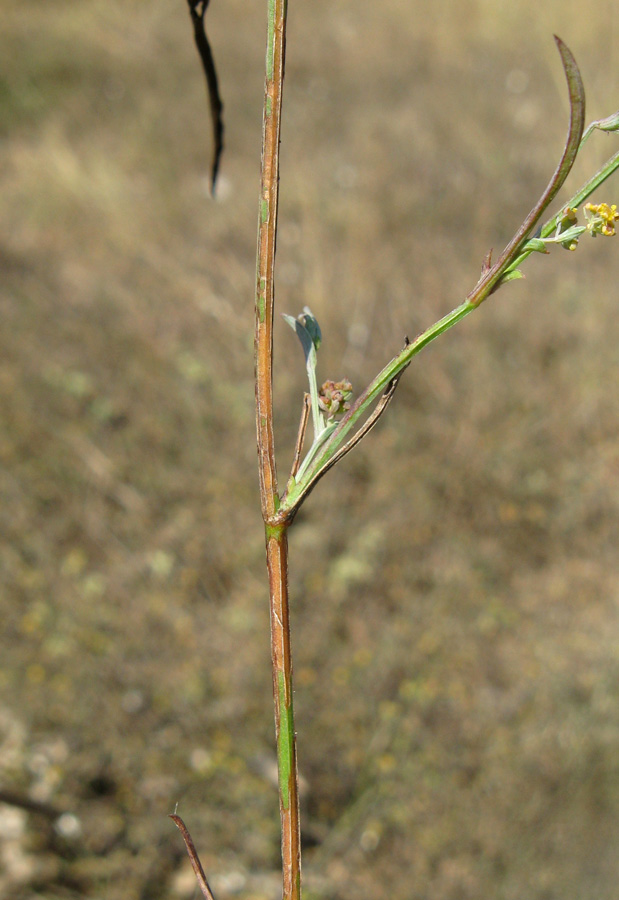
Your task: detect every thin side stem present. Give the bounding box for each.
[290,394,311,480]
[254,2,302,900]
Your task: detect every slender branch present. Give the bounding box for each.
[254,3,302,900]
[290,394,311,480]
[169,815,217,900]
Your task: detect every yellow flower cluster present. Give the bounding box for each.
[584,202,619,236]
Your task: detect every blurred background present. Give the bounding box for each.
[1,1,619,898]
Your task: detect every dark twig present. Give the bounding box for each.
[169,814,217,900]
[186,0,224,193]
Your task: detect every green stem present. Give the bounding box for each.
[295,421,338,480]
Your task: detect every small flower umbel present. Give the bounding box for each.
[584,201,619,236]
[318,380,353,418]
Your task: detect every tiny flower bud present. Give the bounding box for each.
[561,206,578,225]
[556,206,581,250]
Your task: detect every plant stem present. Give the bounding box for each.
[254,2,302,899]
[254,0,286,523]
[266,522,301,900]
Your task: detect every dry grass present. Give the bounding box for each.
[1,1,619,898]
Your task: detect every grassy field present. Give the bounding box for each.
[1,1,619,898]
